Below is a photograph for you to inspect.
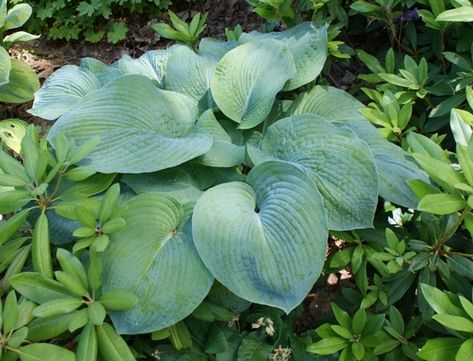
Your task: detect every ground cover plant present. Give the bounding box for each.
[2,0,473,360]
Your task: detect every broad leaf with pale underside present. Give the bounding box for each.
[196,109,245,167]
[210,39,296,129]
[48,75,212,174]
[248,114,378,230]
[192,161,328,313]
[287,85,429,208]
[239,22,328,91]
[103,193,213,334]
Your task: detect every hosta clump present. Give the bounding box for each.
[28,21,427,334]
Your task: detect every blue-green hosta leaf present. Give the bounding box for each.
[0,118,28,153]
[123,164,245,213]
[192,161,328,312]
[3,4,32,30]
[0,47,11,86]
[249,114,378,230]
[210,39,296,129]
[0,59,39,103]
[196,109,245,167]
[2,31,39,43]
[29,65,101,120]
[48,75,212,174]
[165,45,217,110]
[0,0,6,28]
[198,38,237,60]
[79,57,122,85]
[240,22,328,91]
[112,49,171,87]
[103,193,213,334]
[287,85,429,208]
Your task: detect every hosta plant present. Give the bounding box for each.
[19,21,429,335]
[0,0,39,103]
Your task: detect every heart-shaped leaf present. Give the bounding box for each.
[249,114,378,230]
[287,85,429,208]
[48,75,212,174]
[240,22,328,91]
[192,161,328,312]
[165,45,217,110]
[103,193,213,333]
[210,39,296,129]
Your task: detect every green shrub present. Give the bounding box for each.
[9,0,195,43]
[0,0,39,103]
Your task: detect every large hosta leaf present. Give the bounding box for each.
[165,45,217,110]
[0,46,11,86]
[113,49,171,87]
[103,193,213,334]
[210,39,296,129]
[29,65,101,120]
[239,22,328,91]
[287,86,429,208]
[0,59,39,103]
[248,114,378,230]
[196,109,245,167]
[123,164,245,213]
[48,75,212,174]
[192,161,328,312]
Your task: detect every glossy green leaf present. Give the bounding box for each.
[103,193,213,334]
[48,75,212,173]
[88,302,106,326]
[193,161,328,312]
[418,338,463,361]
[0,209,29,246]
[99,289,138,311]
[237,336,273,361]
[77,323,98,361]
[418,193,467,215]
[17,344,75,361]
[210,39,296,129]
[420,284,464,316]
[307,337,349,355]
[433,314,473,332]
[32,297,83,318]
[249,114,378,230]
[9,272,73,304]
[436,7,473,22]
[31,213,53,278]
[456,338,473,361]
[96,323,136,361]
[56,248,88,289]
